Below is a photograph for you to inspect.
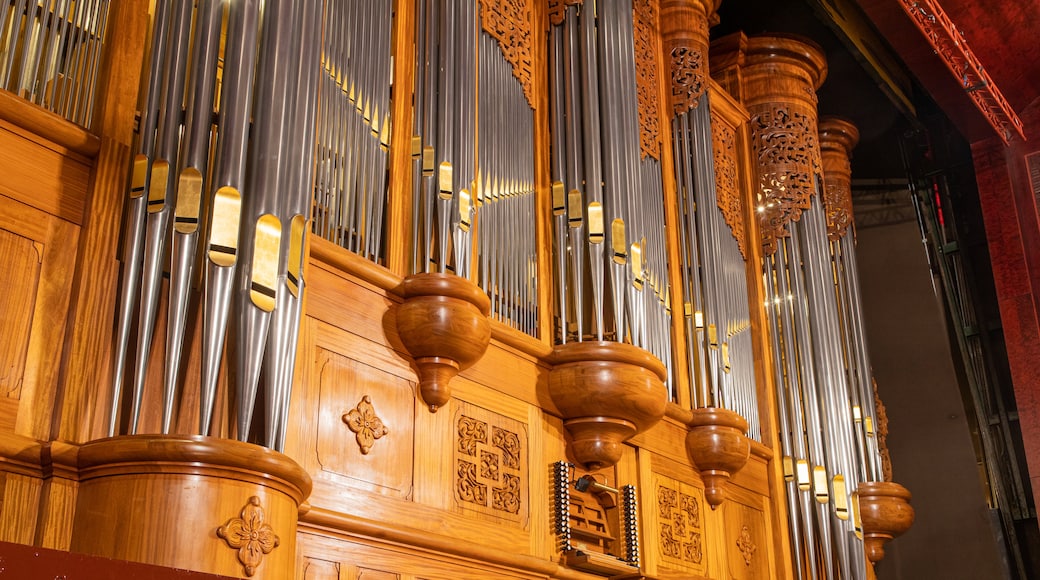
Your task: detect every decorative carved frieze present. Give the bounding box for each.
[660,0,715,115]
[342,395,389,454]
[874,378,893,482]
[453,405,527,521]
[711,109,747,260]
[748,103,821,255]
[897,0,1024,144]
[217,496,279,577]
[819,117,859,241]
[633,0,662,159]
[480,0,534,107]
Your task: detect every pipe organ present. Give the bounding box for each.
[0,1,914,579]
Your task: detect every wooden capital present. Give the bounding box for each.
[685,407,751,508]
[395,273,491,412]
[548,341,668,470]
[857,480,915,563]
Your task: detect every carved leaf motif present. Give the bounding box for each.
[657,485,703,565]
[736,525,757,566]
[633,0,661,159]
[457,415,488,456]
[457,459,488,506]
[749,104,822,255]
[711,112,747,260]
[479,0,534,107]
[492,426,521,469]
[492,473,522,513]
[670,46,706,115]
[216,496,280,577]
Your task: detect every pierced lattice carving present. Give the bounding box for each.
[749,103,822,255]
[633,0,661,159]
[454,411,525,519]
[711,110,747,260]
[657,484,703,565]
[480,0,534,107]
[669,46,706,115]
[874,377,893,482]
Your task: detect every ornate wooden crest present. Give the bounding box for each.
[480,0,535,107]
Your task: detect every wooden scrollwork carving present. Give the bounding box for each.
[660,0,716,115]
[711,109,747,260]
[633,0,662,159]
[819,116,860,241]
[480,0,535,107]
[547,0,582,27]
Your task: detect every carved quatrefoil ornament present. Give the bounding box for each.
[343,395,389,454]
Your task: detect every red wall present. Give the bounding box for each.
[973,97,1040,508]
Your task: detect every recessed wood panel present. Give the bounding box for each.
[723,500,770,579]
[301,557,340,580]
[315,346,415,498]
[0,229,41,404]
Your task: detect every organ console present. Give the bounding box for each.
[0,0,914,578]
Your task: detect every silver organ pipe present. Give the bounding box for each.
[546,0,674,389]
[663,0,762,442]
[109,0,323,450]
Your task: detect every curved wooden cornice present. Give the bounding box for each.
[719,34,828,256]
[660,0,721,115]
[819,116,859,241]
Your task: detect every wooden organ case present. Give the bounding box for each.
[0,1,913,579]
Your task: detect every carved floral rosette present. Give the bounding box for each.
[733,35,828,256]
[818,116,860,241]
[70,435,311,579]
[660,0,719,115]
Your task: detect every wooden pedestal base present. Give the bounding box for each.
[70,435,311,579]
[395,273,492,412]
[685,407,751,508]
[857,481,914,564]
[549,341,668,470]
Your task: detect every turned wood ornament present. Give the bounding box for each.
[395,273,492,412]
[819,116,860,241]
[548,341,668,470]
[685,407,751,508]
[70,435,311,579]
[857,481,915,563]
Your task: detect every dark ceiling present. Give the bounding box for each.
[711,0,918,180]
[709,0,1040,181]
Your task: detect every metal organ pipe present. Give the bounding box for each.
[109,0,322,449]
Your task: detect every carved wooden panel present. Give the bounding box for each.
[315,347,414,497]
[652,473,706,575]
[479,0,534,107]
[633,0,661,160]
[710,109,747,260]
[722,500,769,579]
[452,400,528,525]
[660,0,711,115]
[748,103,821,255]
